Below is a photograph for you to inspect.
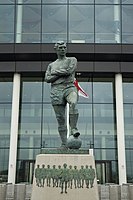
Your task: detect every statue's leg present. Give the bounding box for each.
[53,105,67,147]
[66,91,80,137]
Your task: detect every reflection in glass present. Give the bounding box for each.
[0,80,13,102]
[21,78,42,102]
[43,82,51,103]
[69,5,94,43]
[93,78,114,103]
[69,0,94,3]
[122,0,133,4]
[95,5,120,43]
[43,0,67,3]
[0,78,12,150]
[126,150,133,183]
[0,149,9,183]
[124,104,133,148]
[95,0,120,3]
[0,0,15,4]
[18,104,42,148]
[0,104,12,148]
[77,104,93,148]
[123,79,133,180]
[0,5,14,43]
[16,0,41,3]
[16,5,41,43]
[42,5,67,43]
[42,104,59,148]
[94,104,116,148]
[122,6,133,43]
[123,80,133,103]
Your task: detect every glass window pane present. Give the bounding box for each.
[123,80,133,103]
[122,6,133,43]
[78,104,93,148]
[0,5,14,43]
[95,5,121,43]
[43,82,51,103]
[42,5,67,43]
[123,78,133,149]
[93,78,114,103]
[0,79,13,102]
[124,104,133,148]
[95,149,117,160]
[0,104,12,148]
[0,149,9,183]
[0,0,14,3]
[69,0,94,3]
[122,0,133,4]
[16,0,41,3]
[15,5,41,43]
[126,150,133,183]
[21,77,42,103]
[18,104,42,148]
[69,5,94,43]
[43,0,67,3]
[42,104,59,148]
[94,104,116,148]
[95,0,120,3]
[17,148,40,160]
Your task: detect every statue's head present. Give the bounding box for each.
[63,163,67,168]
[54,41,66,49]
[54,41,67,57]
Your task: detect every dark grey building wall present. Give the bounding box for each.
[0,44,133,73]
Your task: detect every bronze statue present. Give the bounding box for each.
[45,41,80,149]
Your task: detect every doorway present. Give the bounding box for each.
[17,159,35,184]
[96,160,112,184]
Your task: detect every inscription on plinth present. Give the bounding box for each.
[31,154,99,200]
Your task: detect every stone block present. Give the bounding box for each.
[100,185,109,200]
[6,184,14,200]
[25,185,32,200]
[109,185,121,200]
[14,184,26,200]
[129,185,133,200]
[120,184,129,200]
[31,154,99,200]
[0,184,6,200]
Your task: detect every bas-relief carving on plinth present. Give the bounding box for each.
[35,163,96,194]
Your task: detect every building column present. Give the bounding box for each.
[8,73,21,184]
[114,2,120,43]
[115,73,127,184]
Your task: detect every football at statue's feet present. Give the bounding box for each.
[67,135,82,149]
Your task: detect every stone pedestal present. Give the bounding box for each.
[31,151,99,200]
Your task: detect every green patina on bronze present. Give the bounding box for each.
[41,148,89,154]
[35,163,96,194]
[45,41,81,149]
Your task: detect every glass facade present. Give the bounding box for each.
[1,74,133,184]
[0,77,13,183]
[0,1,133,43]
[0,0,133,187]
[15,74,118,184]
[123,77,133,183]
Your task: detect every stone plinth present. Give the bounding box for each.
[31,153,99,200]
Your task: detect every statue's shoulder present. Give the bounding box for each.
[48,59,58,67]
[67,57,77,62]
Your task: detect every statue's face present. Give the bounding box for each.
[56,44,67,56]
